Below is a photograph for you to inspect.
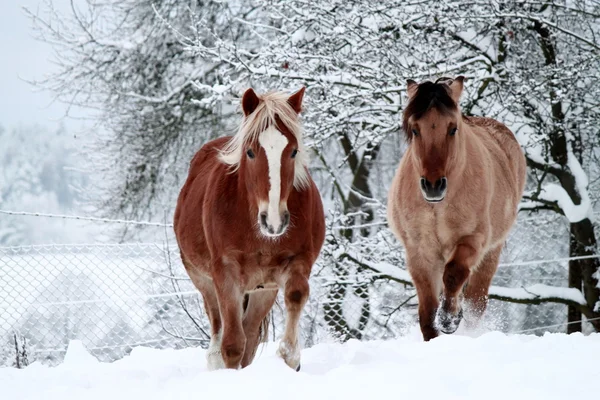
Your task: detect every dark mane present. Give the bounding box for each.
[402,78,458,142]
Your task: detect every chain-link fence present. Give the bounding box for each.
[1,214,598,367]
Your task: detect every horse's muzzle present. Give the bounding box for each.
[259,210,290,237]
[420,176,447,203]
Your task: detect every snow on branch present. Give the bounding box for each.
[535,184,591,223]
[349,255,589,308]
[489,285,586,306]
[527,148,593,223]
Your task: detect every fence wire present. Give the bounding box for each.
[0,215,598,367]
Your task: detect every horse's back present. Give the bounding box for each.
[465,116,526,197]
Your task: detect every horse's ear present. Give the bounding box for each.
[242,88,260,116]
[449,76,465,104]
[288,87,306,114]
[406,79,418,100]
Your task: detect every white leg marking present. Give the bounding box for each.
[259,126,288,235]
[277,339,301,370]
[206,330,225,371]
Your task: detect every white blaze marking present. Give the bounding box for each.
[259,126,288,234]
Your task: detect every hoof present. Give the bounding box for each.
[277,340,301,371]
[435,307,463,334]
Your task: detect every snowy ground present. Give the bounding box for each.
[2,329,599,400]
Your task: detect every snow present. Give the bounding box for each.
[2,332,599,400]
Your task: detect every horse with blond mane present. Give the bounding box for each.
[174,87,325,370]
[387,76,526,341]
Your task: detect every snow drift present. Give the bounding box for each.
[1,330,599,400]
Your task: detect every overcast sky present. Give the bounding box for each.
[0,0,88,134]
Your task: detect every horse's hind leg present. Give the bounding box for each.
[463,244,502,329]
[277,263,310,371]
[184,266,224,370]
[437,234,484,334]
[240,290,278,368]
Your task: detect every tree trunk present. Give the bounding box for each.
[571,220,600,331]
[568,228,583,333]
[531,17,600,332]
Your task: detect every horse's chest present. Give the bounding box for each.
[253,252,286,268]
[405,206,461,259]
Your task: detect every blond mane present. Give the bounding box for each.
[219,90,310,190]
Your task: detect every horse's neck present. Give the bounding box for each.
[450,119,472,177]
[233,173,252,210]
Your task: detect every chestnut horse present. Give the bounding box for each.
[387,76,526,341]
[173,87,325,370]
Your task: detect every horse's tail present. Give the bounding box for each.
[258,310,271,345]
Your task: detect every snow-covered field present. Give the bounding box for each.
[2,330,598,400]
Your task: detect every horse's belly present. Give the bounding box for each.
[245,282,279,294]
[240,254,290,292]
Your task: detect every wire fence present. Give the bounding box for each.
[0,213,598,367]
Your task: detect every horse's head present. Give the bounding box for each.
[220,87,309,239]
[402,76,465,203]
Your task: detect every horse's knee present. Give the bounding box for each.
[443,261,470,293]
[285,276,309,309]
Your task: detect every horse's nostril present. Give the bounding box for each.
[420,178,427,191]
[283,211,290,226]
[439,177,447,192]
[260,212,268,226]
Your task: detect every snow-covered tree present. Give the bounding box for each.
[31,0,600,336]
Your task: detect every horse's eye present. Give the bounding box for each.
[449,127,457,136]
[246,149,255,159]
[291,149,298,158]
[412,129,419,137]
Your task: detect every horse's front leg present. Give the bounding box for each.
[437,234,485,334]
[407,253,443,341]
[212,257,246,369]
[277,258,311,371]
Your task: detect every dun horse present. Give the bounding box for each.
[174,87,325,370]
[387,76,526,341]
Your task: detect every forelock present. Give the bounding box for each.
[402,80,458,142]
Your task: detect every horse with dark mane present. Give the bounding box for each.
[387,76,526,341]
[174,87,325,370]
